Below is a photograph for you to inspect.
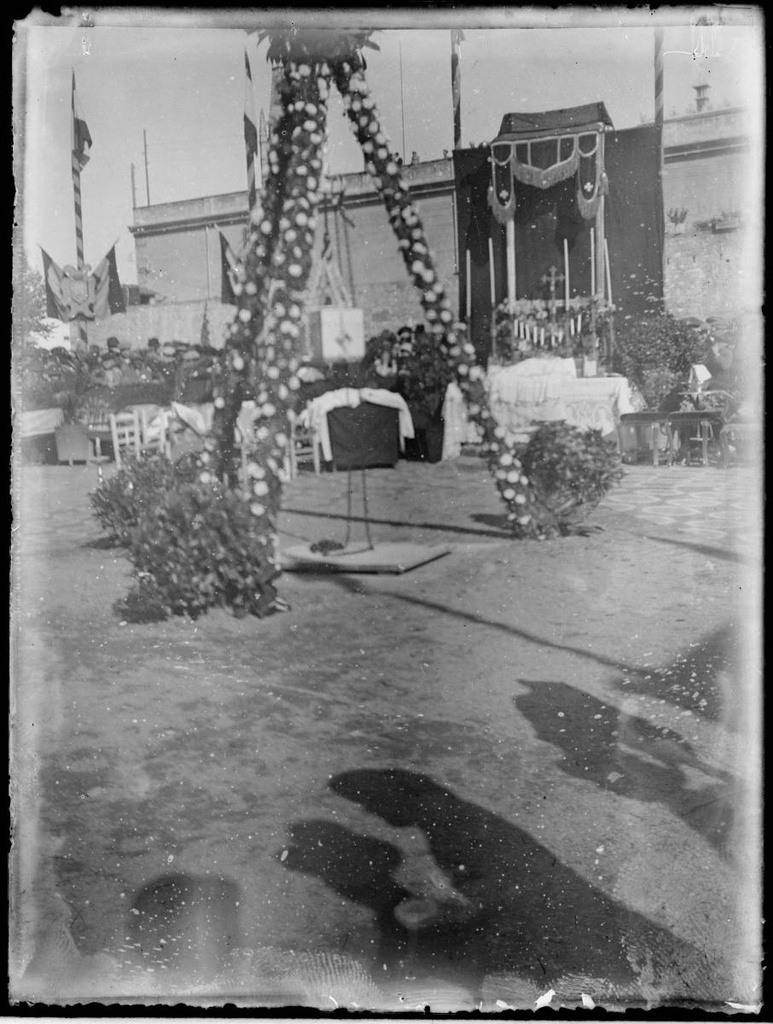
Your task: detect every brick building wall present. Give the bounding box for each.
[114,105,758,352]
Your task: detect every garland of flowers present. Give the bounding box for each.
[328,55,546,537]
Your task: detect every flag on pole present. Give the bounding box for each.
[450,29,464,150]
[40,248,68,321]
[71,73,92,169]
[92,245,127,317]
[219,229,240,305]
[244,50,260,208]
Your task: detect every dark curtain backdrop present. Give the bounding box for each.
[454,125,664,356]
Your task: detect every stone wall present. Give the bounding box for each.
[664,225,760,320]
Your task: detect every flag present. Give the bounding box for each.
[40,248,68,321]
[71,73,92,169]
[244,50,260,208]
[92,245,126,317]
[450,30,464,150]
[219,229,240,305]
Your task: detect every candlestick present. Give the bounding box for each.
[540,327,545,346]
[604,238,613,306]
[563,237,570,308]
[465,249,472,318]
[488,237,496,307]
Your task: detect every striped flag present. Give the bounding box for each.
[91,245,126,318]
[40,248,68,321]
[219,229,240,305]
[244,50,260,209]
[71,72,92,169]
[451,29,464,150]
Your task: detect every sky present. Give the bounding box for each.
[14,6,765,300]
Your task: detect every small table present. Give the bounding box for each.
[618,411,671,467]
[666,410,725,466]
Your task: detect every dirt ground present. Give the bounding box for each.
[9,453,763,1012]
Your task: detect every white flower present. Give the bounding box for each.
[514,493,527,504]
[238,309,252,322]
[214,396,225,409]
[503,487,515,500]
[499,453,514,466]
[253,480,269,497]
[262,403,276,418]
[250,502,266,517]
[386,162,398,175]
[232,354,244,371]
[288,264,302,277]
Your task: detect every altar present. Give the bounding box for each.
[441,358,640,459]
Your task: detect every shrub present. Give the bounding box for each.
[91,452,282,620]
[123,481,281,620]
[518,421,624,534]
[90,453,200,546]
[612,313,708,408]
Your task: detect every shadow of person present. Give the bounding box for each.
[281,818,412,939]
[329,768,731,1004]
[514,679,735,856]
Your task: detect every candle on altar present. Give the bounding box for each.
[540,327,545,346]
[488,237,496,306]
[563,237,570,308]
[577,314,582,334]
[465,250,472,318]
[590,227,596,297]
[569,318,574,337]
[604,238,613,306]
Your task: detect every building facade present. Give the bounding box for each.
[81,99,758,352]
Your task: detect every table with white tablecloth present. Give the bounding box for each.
[441,358,641,458]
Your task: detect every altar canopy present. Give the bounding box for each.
[488,102,614,225]
[454,113,664,359]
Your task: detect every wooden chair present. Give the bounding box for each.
[139,406,172,458]
[109,410,142,469]
[287,410,321,479]
[80,394,114,476]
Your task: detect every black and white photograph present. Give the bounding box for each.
[10,6,764,1014]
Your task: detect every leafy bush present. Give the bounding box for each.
[90,453,200,545]
[518,421,624,534]
[123,481,281,620]
[612,313,708,408]
[91,452,282,620]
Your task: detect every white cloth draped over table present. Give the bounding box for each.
[19,408,65,438]
[300,388,414,463]
[441,358,641,458]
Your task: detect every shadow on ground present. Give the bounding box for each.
[280,768,731,1004]
[514,679,735,857]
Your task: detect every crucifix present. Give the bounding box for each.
[541,265,564,336]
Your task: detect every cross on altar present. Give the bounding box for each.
[541,265,564,325]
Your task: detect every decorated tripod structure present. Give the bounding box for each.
[206,28,567,617]
[487,103,616,361]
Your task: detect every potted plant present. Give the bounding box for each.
[53,390,92,465]
[395,326,454,462]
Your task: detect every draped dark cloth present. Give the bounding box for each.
[454,125,664,359]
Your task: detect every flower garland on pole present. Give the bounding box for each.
[208,29,556,584]
[328,55,549,537]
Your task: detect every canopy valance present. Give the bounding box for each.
[488,103,613,225]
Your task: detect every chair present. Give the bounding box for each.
[80,394,113,475]
[139,406,171,458]
[109,410,142,469]
[287,410,321,479]
[618,411,672,467]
